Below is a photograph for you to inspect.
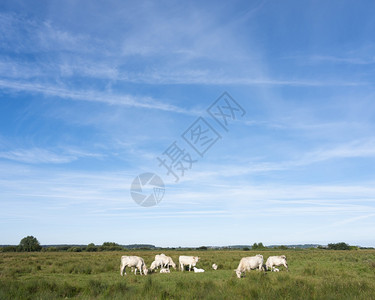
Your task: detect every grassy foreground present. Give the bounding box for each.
[1,250,375,299]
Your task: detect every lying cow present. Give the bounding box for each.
[159,268,170,273]
[120,256,148,276]
[193,267,204,273]
[212,263,218,270]
[266,255,288,271]
[235,254,264,278]
[272,267,280,272]
[179,255,199,271]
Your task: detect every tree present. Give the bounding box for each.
[100,242,123,251]
[86,243,98,252]
[19,236,42,252]
[198,246,208,250]
[277,245,288,250]
[327,242,350,250]
[252,242,266,250]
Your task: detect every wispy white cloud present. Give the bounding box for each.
[0,79,195,114]
[0,147,105,164]
[309,55,375,65]
[0,12,96,54]
[300,138,375,164]
[0,148,75,164]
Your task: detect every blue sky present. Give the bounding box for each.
[1,0,375,247]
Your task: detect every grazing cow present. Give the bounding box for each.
[235,254,264,278]
[153,254,176,270]
[159,268,170,273]
[179,256,199,271]
[212,263,218,270]
[120,256,148,276]
[164,256,177,269]
[272,267,280,272]
[150,260,160,271]
[266,255,288,271]
[193,267,205,273]
[154,254,166,269]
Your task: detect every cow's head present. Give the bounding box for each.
[143,266,148,275]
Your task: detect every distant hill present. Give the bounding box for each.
[268,244,321,249]
[122,244,156,249]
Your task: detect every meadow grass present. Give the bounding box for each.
[0,250,375,299]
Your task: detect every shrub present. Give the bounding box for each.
[67,247,82,252]
[0,246,18,252]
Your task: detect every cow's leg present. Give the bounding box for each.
[180,263,183,271]
[120,263,125,276]
[284,262,288,271]
[140,264,144,275]
[188,264,191,271]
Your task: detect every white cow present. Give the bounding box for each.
[193,267,205,273]
[120,256,148,276]
[159,268,170,273]
[153,254,176,270]
[155,254,166,268]
[266,255,288,271]
[235,254,264,278]
[179,256,199,271]
[212,263,218,270]
[165,256,177,269]
[150,260,160,271]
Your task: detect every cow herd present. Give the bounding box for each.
[120,253,288,278]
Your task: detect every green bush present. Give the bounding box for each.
[67,247,82,252]
[0,246,18,252]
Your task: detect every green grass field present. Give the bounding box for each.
[1,250,375,299]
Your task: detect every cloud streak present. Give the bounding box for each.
[0,79,195,114]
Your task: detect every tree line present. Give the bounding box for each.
[0,236,364,252]
[0,236,154,252]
